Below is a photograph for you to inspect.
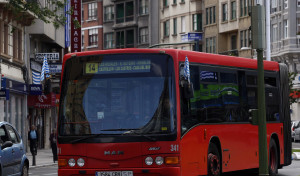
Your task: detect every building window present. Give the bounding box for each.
[206,37,216,53]
[104,6,114,22]
[271,0,277,13]
[284,0,288,9]
[13,29,22,61]
[284,20,288,39]
[82,31,84,48]
[163,0,168,7]
[88,2,97,20]
[116,1,134,23]
[88,28,98,46]
[206,6,215,25]
[104,33,114,49]
[272,24,278,42]
[193,14,202,31]
[139,27,148,44]
[116,31,124,48]
[222,3,228,22]
[116,29,134,48]
[173,0,176,4]
[240,31,244,48]
[297,18,300,35]
[82,8,84,21]
[240,0,248,17]
[231,1,236,20]
[139,0,149,15]
[0,21,2,54]
[181,16,185,33]
[243,0,247,16]
[164,20,170,37]
[298,0,300,7]
[173,18,177,35]
[7,25,12,56]
[231,35,237,50]
[206,8,209,25]
[240,30,250,48]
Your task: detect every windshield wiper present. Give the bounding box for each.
[101,128,156,141]
[70,134,105,144]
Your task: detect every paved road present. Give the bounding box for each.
[29,161,300,176]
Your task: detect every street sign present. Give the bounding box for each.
[1,77,6,90]
[181,32,202,42]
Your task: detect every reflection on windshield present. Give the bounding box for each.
[59,54,176,136]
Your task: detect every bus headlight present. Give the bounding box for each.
[145,157,153,165]
[77,158,85,167]
[155,156,164,165]
[68,158,76,167]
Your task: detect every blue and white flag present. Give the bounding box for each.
[40,56,50,82]
[183,56,190,83]
[32,70,41,84]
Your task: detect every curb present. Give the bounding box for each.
[29,163,57,169]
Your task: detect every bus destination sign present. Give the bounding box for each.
[85,59,151,74]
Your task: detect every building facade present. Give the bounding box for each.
[159,0,203,51]
[204,0,252,58]
[102,0,159,49]
[82,0,104,51]
[0,0,35,148]
[270,0,300,120]
[25,0,65,149]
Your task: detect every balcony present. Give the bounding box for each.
[219,49,238,56]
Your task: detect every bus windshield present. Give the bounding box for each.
[59,53,176,138]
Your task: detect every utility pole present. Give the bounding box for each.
[250,5,269,176]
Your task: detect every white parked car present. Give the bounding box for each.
[292,121,300,142]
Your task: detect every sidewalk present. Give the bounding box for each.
[26,148,57,169]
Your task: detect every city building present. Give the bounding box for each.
[204,0,252,58]
[0,1,35,146]
[269,0,300,120]
[25,1,65,149]
[159,0,203,51]
[102,0,159,49]
[82,0,104,51]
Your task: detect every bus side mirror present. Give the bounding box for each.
[183,81,194,99]
[249,109,258,126]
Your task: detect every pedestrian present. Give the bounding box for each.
[28,125,38,156]
[49,129,58,163]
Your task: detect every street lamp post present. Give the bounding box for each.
[251,5,269,176]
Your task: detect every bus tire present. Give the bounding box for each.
[208,143,221,176]
[269,139,278,176]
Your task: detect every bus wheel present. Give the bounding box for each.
[208,143,221,176]
[269,139,278,176]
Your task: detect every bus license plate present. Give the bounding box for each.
[96,171,133,176]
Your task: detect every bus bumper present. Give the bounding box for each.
[58,167,180,176]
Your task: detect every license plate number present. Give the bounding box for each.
[96,171,133,176]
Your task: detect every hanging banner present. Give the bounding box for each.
[70,0,81,53]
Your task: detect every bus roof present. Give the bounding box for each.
[63,48,280,72]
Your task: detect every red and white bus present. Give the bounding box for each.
[57,49,291,176]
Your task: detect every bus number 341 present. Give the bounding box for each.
[171,145,179,152]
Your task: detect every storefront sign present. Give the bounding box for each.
[49,64,62,73]
[70,0,81,53]
[27,93,56,109]
[29,84,42,95]
[31,60,42,72]
[35,53,60,61]
[3,78,27,94]
[0,89,9,100]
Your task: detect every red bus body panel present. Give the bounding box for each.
[59,49,285,176]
